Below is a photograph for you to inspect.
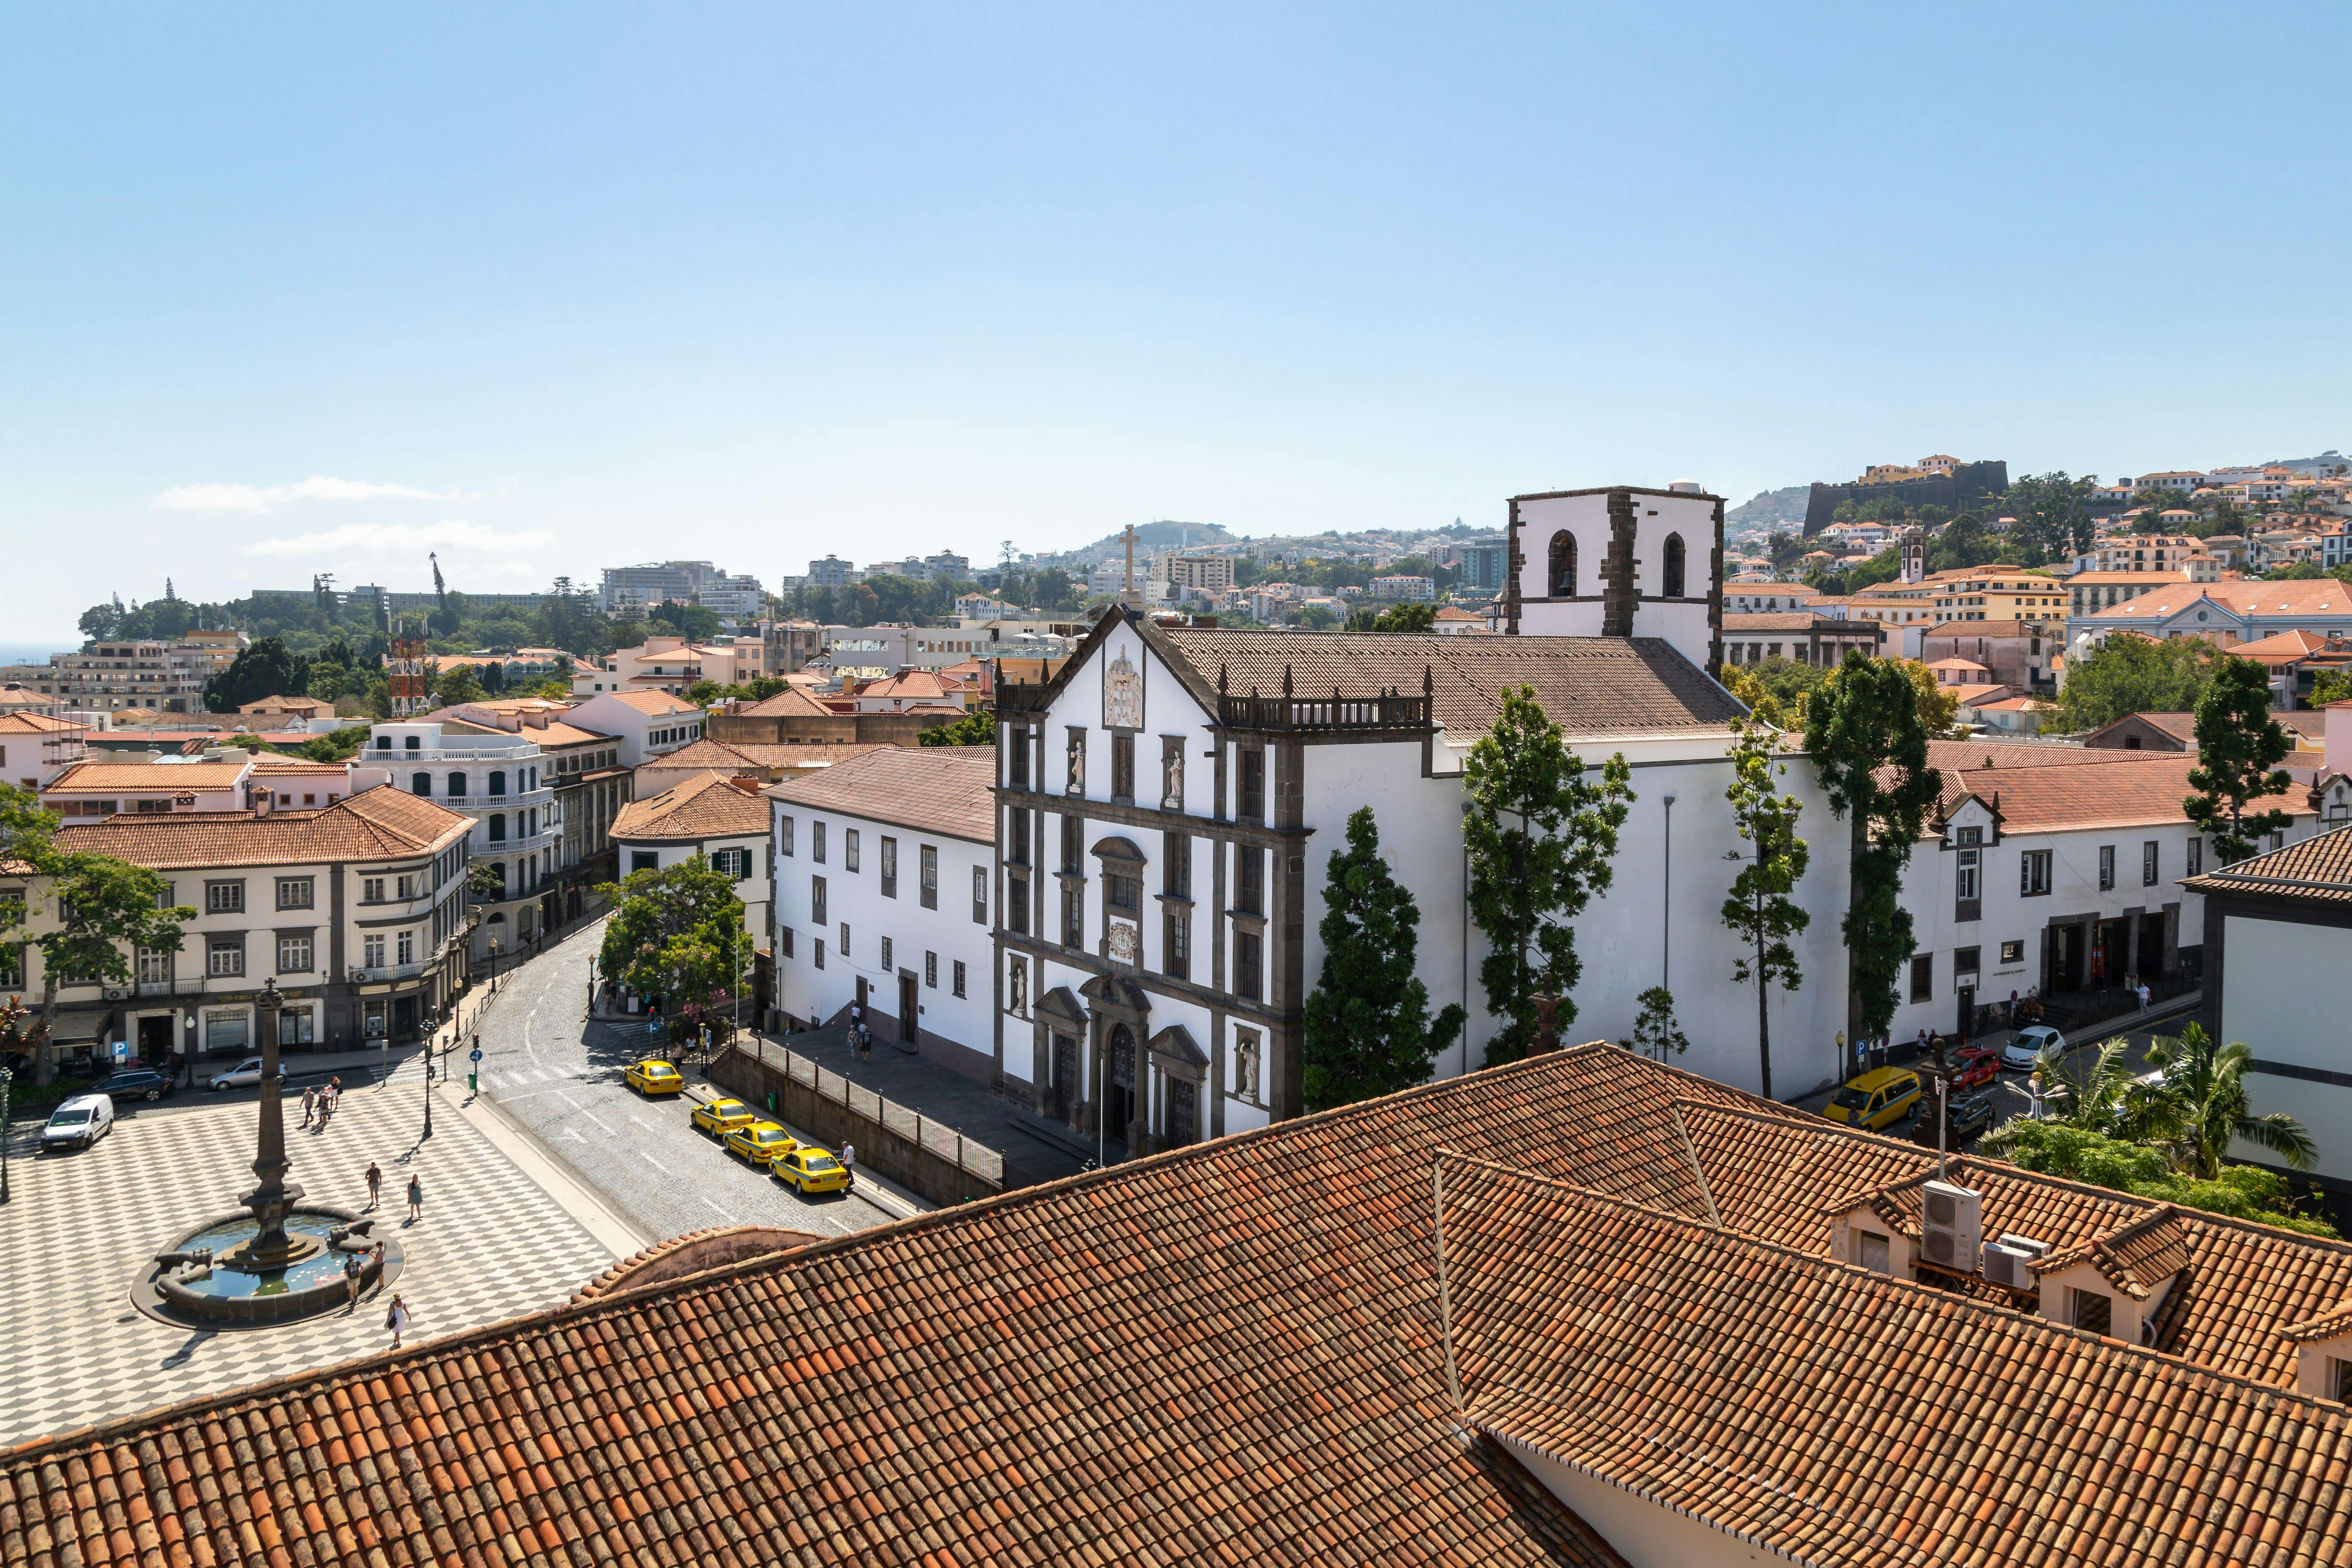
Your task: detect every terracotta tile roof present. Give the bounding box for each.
[763,746,996,842]
[51,784,471,868]
[520,719,612,748]
[2282,1295,2352,1343]
[734,685,838,718]
[13,1045,2352,1565]
[856,669,952,700]
[1158,629,1746,739]
[606,690,702,716]
[1721,611,1867,633]
[896,701,971,715]
[0,713,87,735]
[648,737,763,771]
[723,741,882,767]
[1441,1155,2352,1568]
[250,760,350,777]
[611,771,770,842]
[42,762,248,794]
[2032,1204,2195,1299]
[2184,822,2352,905]
[1934,752,2319,834]
[2065,569,2192,585]
[1923,738,2103,772]
[2233,628,2338,659]
[2090,579,2352,619]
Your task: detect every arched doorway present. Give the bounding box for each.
[1104,1023,1136,1147]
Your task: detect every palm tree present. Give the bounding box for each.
[2030,1037,2150,1136]
[2137,1023,2315,1179]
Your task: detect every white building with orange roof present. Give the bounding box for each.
[2070,577,2352,663]
[2,784,474,1071]
[0,711,90,790]
[612,771,775,942]
[39,757,257,819]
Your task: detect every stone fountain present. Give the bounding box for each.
[133,979,402,1328]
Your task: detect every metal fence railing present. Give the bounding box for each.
[749,1036,1005,1183]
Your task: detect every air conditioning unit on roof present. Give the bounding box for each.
[1919,1179,1982,1272]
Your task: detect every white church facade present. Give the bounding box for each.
[970,483,1857,1156]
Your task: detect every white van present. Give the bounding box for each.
[42,1093,115,1151]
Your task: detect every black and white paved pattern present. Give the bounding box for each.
[0,1059,617,1450]
[469,918,908,1241]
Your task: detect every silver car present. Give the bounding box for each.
[42,1093,115,1151]
[208,1057,266,1090]
[2002,1024,2066,1071]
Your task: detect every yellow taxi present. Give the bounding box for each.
[690,1097,757,1138]
[772,1143,853,1196]
[723,1121,799,1169]
[1822,1067,1923,1131]
[624,1059,685,1097]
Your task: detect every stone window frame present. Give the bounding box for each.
[207,933,246,978]
[204,879,245,915]
[274,931,314,974]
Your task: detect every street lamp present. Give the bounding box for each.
[419,1004,440,1145]
[487,937,502,995]
[0,1064,14,1205]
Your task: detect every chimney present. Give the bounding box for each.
[253,789,273,817]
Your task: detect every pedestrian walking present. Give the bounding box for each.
[366,1160,382,1209]
[301,1085,317,1127]
[386,1294,410,1349]
[370,1239,386,1276]
[406,1173,423,1222]
[2137,980,2151,1012]
[840,1141,856,1183]
[343,1250,362,1308]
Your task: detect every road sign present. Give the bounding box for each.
[469,1048,483,1062]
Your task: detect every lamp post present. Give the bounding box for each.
[419,1003,440,1145]
[0,1064,14,1206]
[237,977,306,1266]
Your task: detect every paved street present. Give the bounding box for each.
[0,1055,616,1450]
[468,917,919,1241]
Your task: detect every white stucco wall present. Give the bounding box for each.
[2217,910,2352,1184]
[771,796,995,1076]
[1494,1436,1781,1568]
[615,831,771,943]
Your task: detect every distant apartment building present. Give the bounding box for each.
[1155,554,1237,596]
[1369,575,1435,602]
[1450,536,1510,595]
[0,632,246,714]
[2066,570,2195,621]
[350,585,543,614]
[807,555,861,589]
[599,561,767,622]
[2120,471,2207,493]
[366,717,565,956]
[2073,536,2216,577]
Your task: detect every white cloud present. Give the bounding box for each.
[153,474,469,513]
[237,519,555,558]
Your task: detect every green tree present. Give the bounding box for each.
[2138,1022,2314,1178]
[1302,809,1464,1110]
[431,662,486,707]
[1618,986,1689,1062]
[684,678,724,707]
[1720,717,1810,1098]
[2184,655,2293,864]
[203,635,310,712]
[919,709,998,747]
[2309,668,2352,708]
[2042,635,2218,733]
[1295,604,1340,631]
[1464,686,1635,1064]
[648,600,723,641]
[465,860,509,902]
[78,598,126,641]
[1982,1120,2333,1236]
[1804,654,1942,1065]
[1365,601,1438,633]
[2001,472,2096,565]
[596,859,753,1031]
[1725,657,1827,729]
[30,855,195,1082]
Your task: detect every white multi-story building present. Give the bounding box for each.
[1886,747,2337,1043]
[0,631,246,713]
[612,771,774,944]
[768,748,998,1082]
[1368,575,1436,602]
[565,690,706,766]
[11,786,472,1065]
[367,719,564,956]
[599,561,767,623]
[807,555,861,589]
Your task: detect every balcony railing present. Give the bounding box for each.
[1216,690,1431,732]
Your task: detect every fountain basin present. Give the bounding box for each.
[134,1207,405,1329]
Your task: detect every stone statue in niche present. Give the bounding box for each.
[1103,650,1144,730]
[1008,956,1027,1016]
[1161,742,1183,811]
[1234,1032,1261,1102]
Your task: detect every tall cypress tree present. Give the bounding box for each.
[1464,686,1635,1065]
[1720,716,1811,1099]
[1301,808,1465,1111]
[2185,655,2294,865]
[1804,654,1941,1069]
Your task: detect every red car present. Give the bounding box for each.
[1951,1045,2000,1090]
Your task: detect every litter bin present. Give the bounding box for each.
[767,1091,779,1114]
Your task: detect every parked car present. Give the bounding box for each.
[2003,1025,2068,1072]
[1950,1045,2000,1091]
[690,1098,756,1138]
[1822,1067,1922,1132]
[42,1093,115,1151]
[208,1058,266,1090]
[1912,1090,1998,1148]
[625,1059,684,1097]
[723,1121,798,1169]
[773,1143,853,1196]
[96,1067,177,1103]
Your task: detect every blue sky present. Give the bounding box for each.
[4,2,2346,639]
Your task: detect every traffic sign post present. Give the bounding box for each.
[468,1046,481,1091]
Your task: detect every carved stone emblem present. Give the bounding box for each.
[1107,920,1140,965]
[1103,650,1143,730]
